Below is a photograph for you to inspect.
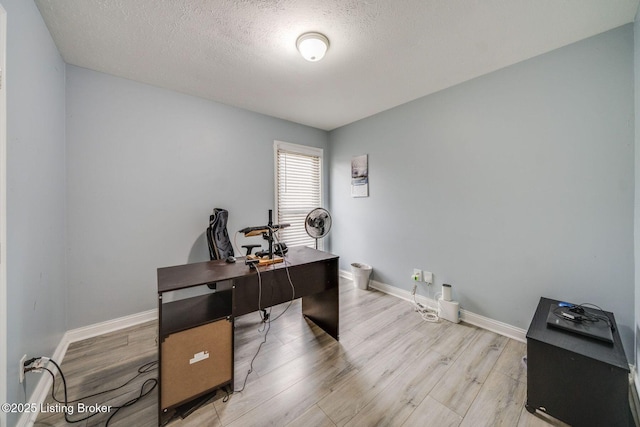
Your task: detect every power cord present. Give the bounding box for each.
[231,226,297,396]
[233,265,271,394]
[267,226,296,322]
[25,357,157,426]
[411,283,439,322]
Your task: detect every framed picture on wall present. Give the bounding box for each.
[351,154,369,198]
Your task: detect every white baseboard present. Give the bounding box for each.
[17,332,70,427]
[64,309,157,344]
[340,269,526,342]
[17,309,158,427]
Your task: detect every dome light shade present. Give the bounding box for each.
[296,32,329,62]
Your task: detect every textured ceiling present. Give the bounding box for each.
[36,0,639,130]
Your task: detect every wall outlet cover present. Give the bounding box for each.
[423,271,433,284]
[19,354,26,383]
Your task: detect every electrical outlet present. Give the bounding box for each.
[19,354,26,383]
[423,271,433,285]
[412,269,422,282]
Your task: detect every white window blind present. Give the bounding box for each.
[275,141,323,249]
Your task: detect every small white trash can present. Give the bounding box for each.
[351,263,372,290]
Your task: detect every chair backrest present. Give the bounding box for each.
[206,208,234,260]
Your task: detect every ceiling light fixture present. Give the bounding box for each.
[296,32,329,62]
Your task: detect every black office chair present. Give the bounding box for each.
[206,208,260,261]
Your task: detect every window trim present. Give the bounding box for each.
[273,140,324,248]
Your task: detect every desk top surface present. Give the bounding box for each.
[157,246,338,293]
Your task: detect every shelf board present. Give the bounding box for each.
[161,291,232,337]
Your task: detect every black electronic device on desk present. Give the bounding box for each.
[526,297,630,427]
[239,209,289,266]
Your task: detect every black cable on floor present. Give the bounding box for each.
[33,359,158,425]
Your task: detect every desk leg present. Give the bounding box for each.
[302,286,339,340]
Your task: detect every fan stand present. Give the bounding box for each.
[314,238,319,250]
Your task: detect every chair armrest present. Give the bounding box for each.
[241,244,262,255]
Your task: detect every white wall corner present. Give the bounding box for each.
[340,269,527,343]
[633,365,640,417]
[0,5,7,427]
[630,364,640,426]
[16,309,158,427]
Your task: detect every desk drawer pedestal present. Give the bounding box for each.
[160,319,232,412]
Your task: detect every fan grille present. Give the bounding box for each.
[305,208,332,240]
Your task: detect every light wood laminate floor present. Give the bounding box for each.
[34,278,572,427]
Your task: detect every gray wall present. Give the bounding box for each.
[329,25,635,356]
[65,65,329,329]
[4,0,67,424]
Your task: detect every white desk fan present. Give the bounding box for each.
[305,208,332,249]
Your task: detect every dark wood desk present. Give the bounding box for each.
[156,246,339,423]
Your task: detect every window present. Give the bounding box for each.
[274,141,323,249]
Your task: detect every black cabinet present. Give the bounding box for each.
[526,297,630,426]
